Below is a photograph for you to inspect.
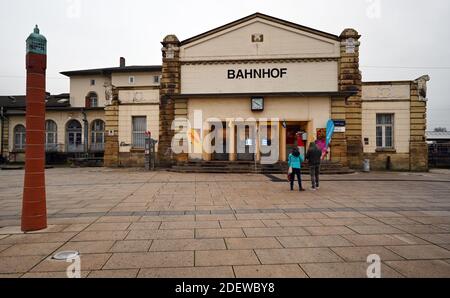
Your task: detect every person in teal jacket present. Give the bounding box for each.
[288,148,305,191]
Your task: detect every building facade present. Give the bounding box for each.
[156,13,429,171]
[0,13,429,171]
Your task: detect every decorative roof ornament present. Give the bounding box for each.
[26,25,47,55]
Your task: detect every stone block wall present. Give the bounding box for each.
[103,89,120,167]
[339,29,363,170]
[158,35,181,166]
[409,76,429,171]
[330,96,348,165]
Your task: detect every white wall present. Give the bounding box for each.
[69,75,109,108]
[118,105,160,153]
[362,84,410,101]
[112,72,160,88]
[118,90,159,104]
[362,101,411,154]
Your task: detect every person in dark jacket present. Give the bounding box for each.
[306,141,322,190]
[288,148,305,191]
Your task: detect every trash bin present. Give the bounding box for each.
[363,159,370,172]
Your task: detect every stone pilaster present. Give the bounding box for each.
[330,96,348,166]
[158,35,181,166]
[103,88,119,167]
[409,75,429,172]
[1,116,9,161]
[174,98,189,162]
[339,29,363,169]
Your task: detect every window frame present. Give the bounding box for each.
[131,116,147,149]
[376,113,395,149]
[13,124,26,151]
[45,120,58,151]
[86,92,98,108]
[90,119,105,151]
[129,76,135,84]
[90,79,96,86]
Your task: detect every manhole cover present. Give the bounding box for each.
[52,251,79,260]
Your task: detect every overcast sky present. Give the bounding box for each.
[1,0,449,129]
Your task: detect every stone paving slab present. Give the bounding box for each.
[0,242,63,257]
[385,245,450,260]
[330,246,404,262]
[59,241,115,254]
[195,250,260,266]
[150,239,226,251]
[87,269,139,278]
[301,262,404,278]
[195,228,245,239]
[31,253,112,272]
[255,248,342,264]
[277,235,354,248]
[1,168,450,278]
[104,251,194,269]
[0,255,45,274]
[138,266,235,278]
[234,264,308,278]
[110,240,152,253]
[384,260,450,278]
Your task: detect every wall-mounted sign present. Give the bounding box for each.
[333,120,346,127]
[333,120,345,133]
[227,68,287,80]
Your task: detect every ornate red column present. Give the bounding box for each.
[22,25,47,232]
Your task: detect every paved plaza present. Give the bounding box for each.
[1,168,450,278]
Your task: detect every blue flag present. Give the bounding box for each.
[326,120,335,148]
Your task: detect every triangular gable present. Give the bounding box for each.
[180,13,341,61]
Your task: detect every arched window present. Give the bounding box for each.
[86,92,98,108]
[66,120,83,152]
[45,120,58,151]
[91,119,105,151]
[14,124,26,151]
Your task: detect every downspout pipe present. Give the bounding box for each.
[81,110,88,154]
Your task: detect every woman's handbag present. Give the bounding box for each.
[287,167,293,181]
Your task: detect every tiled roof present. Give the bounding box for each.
[60,65,162,77]
[0,93,70,108]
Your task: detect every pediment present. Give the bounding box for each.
[180,14,341,61]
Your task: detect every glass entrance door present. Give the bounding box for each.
[211,122,228,161]
[286,124,305,158]
[236,124,256,161]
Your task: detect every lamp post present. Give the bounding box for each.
[22,25,47,232]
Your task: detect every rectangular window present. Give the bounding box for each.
[376,114,394,149]
[90,79,95,86]
[153,75,160,84]
[132,116,146,149]
[129,76,135,84]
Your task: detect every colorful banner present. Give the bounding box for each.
[326,119,335,148]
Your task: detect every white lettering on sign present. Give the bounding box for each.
[228,68,288,80]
